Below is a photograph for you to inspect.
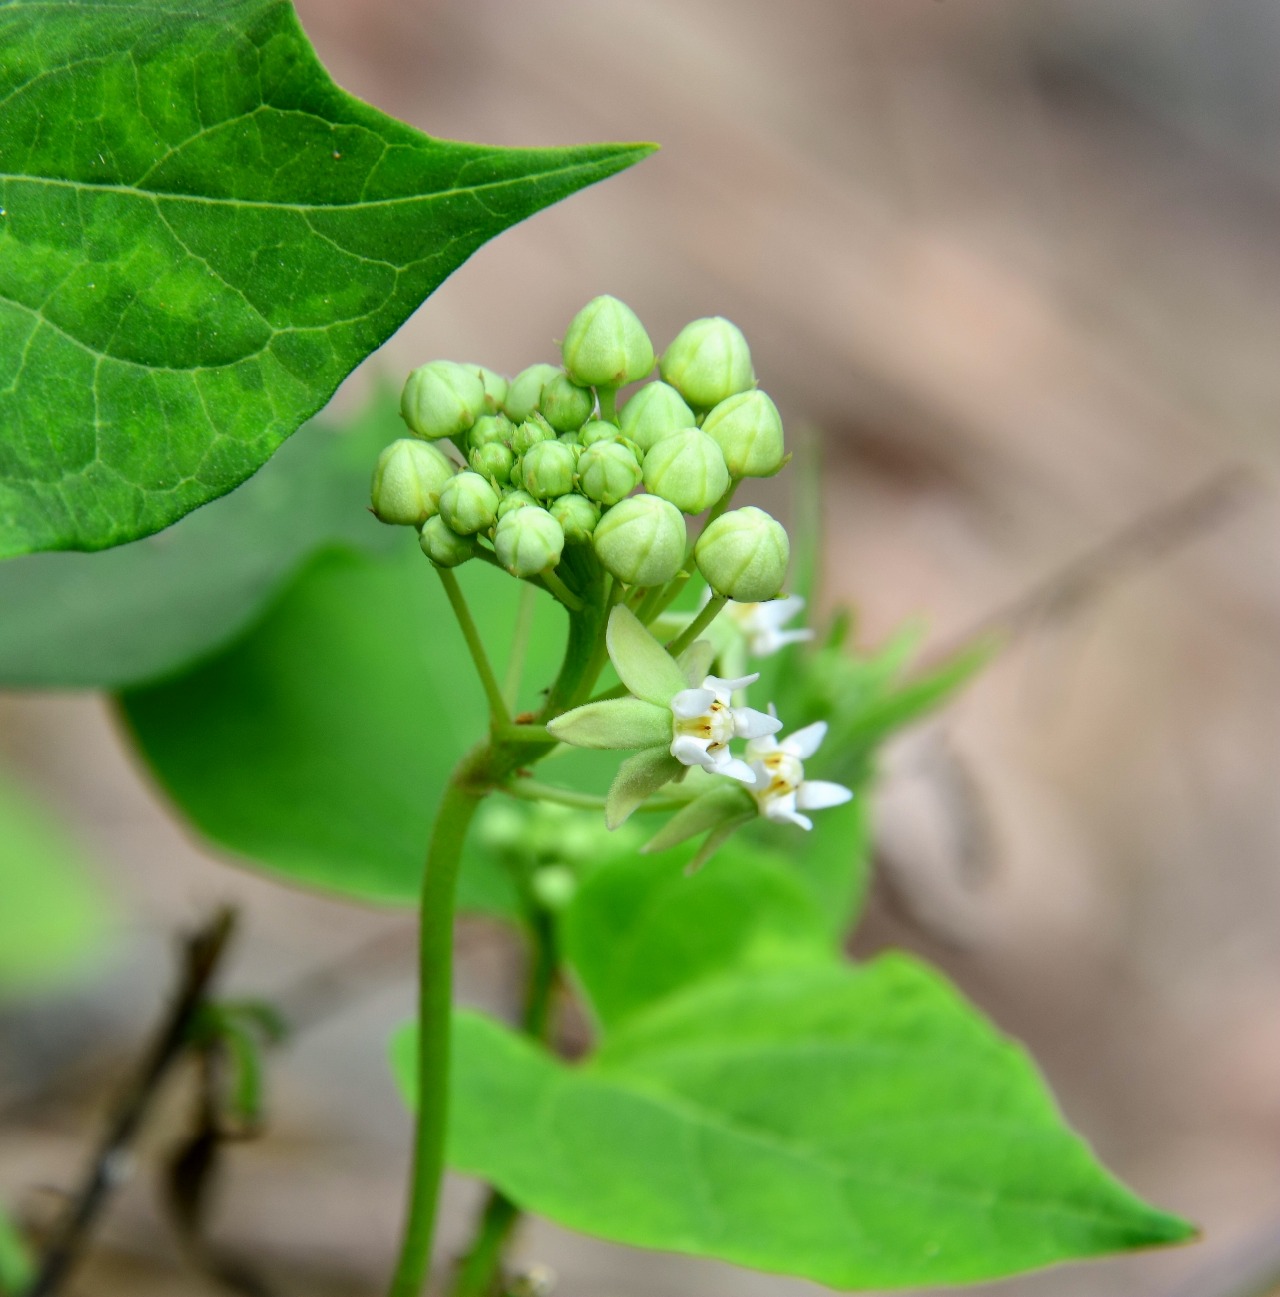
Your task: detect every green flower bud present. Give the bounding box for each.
[467,413,514,451]
[494,506,565,578]
[578,440,642,506]
[659,318,755,410]
[550,492,600,543]
[540,373,596,433]
[593,494,686,587]
[419,515,476,568]
[618,381,697,452]
[701,390,785,478]
[521,440,578,500]
[512,412,556,456]
[579,418,617,447]
[474,366,508,413]
[497,489,538,518]
[400,360,487,440]
[469,441,514,485]
[438,470,499,535]
[504,363,560,422]
[642,429,730,514]
[562,295,654,388]
[558,431,581,446]
[694,506,789,602]
[370,438,456,526]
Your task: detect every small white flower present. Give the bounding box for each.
[669,673,780,782]
[722,594,814,658]
[745,719,852,830]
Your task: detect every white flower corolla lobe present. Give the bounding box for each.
[669,673,779,781]
[745,720,852,830]
[723,594,814,658]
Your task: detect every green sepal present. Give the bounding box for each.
[547,698,670,750]
[686,812,756,873]
[676,636,716,685]
[605,606,688,705]
[641,783,755,856]
[606,748,684,829]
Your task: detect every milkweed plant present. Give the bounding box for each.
[0,3,1194,1295]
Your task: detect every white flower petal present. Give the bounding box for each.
[796,780,853,811]
[717,757,757,784]
[732,706,783,739]
[744,735,781,763]
[671,734,714,768]
[705,672,758,695]
[781,720,827,760]
[670,687,716,720]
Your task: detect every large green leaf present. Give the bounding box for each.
[0,766,107,991]
[393,959,1192,1289]
[118,545,568,911]
[0,0,653,558]
[0,391,401,689]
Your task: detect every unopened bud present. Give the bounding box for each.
[562,296,654,388]
[401,361,487,440]
[504,364,560,423]
[438,471,499,535]
[618,381,696,452]
[642,430,730,515]
[469,441,514,485]
[370,439,455,526]
[474,366,508,413]
[592,494,686,587]
[701,390,785,478]
[550,493,600,543]
[659,318,754,410]
[468,413,514,451]
[579,419,618,447]
[521,440,578,500]
[578,440,641,506]
[497,489,538,518]
[495,506,565,578]
[420,515,476,568]
[694,506,789,602]
[512,413,556,456]
[541,373,596,433]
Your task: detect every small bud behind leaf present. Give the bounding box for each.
[401,361,487,440]
[642,429,730,514]
[495,506,565,578]
[579,441,642,506]
[660,318,754,410]
[695,506,789,602]
[438,471,500,535]
[420,515,476,567]
[593,495,686,587]
[618,380,697,452]
[541,374,596,433]
[504,364,561,422]
[370,439,455,526]
[701,390,785,477]
[562,296,655,388]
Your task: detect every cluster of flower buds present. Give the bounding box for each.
[371,298,792,603]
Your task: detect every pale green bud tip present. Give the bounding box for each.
[504,363,561,423]
[550,492,600,543]
[541,373,596,433]
[420,515,476,567]
[370,439,455,526]
[495,506,565,578]
[701,390,785,478]
[438,471,500,535]
[618,381,697,452]
[642,429,730,514]
[660,317,755,410]
[400,361,487,440]
[562,296,655,389]
[497,489,538,518]
[694,506,789,602]
[593,494,687,587]
[578,440,642,506]
[520,439,578,500]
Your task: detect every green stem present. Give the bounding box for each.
[493,723,556,746]
[438,569,511,728]
[597,386,619,425]
[498,778,682,814]
[502,584,537,713]
[541,568,585,611]
[570,578,620,706]
[667,593,727,657]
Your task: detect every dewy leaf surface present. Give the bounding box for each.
[0,0,653,557]
[0,389,401,689]
[118,545,568,912]
[392,958,1193,1289]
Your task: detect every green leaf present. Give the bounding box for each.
[0,389,402,689]
[605,606,687,705]
[118,546,566,911]
[561,842,834,1032]
[0,1206,33,1297]
[0,766,107,991]
[0,0,654,558]
[392,959,1194,1289]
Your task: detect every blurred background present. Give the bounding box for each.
[2,0,1279,1293]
